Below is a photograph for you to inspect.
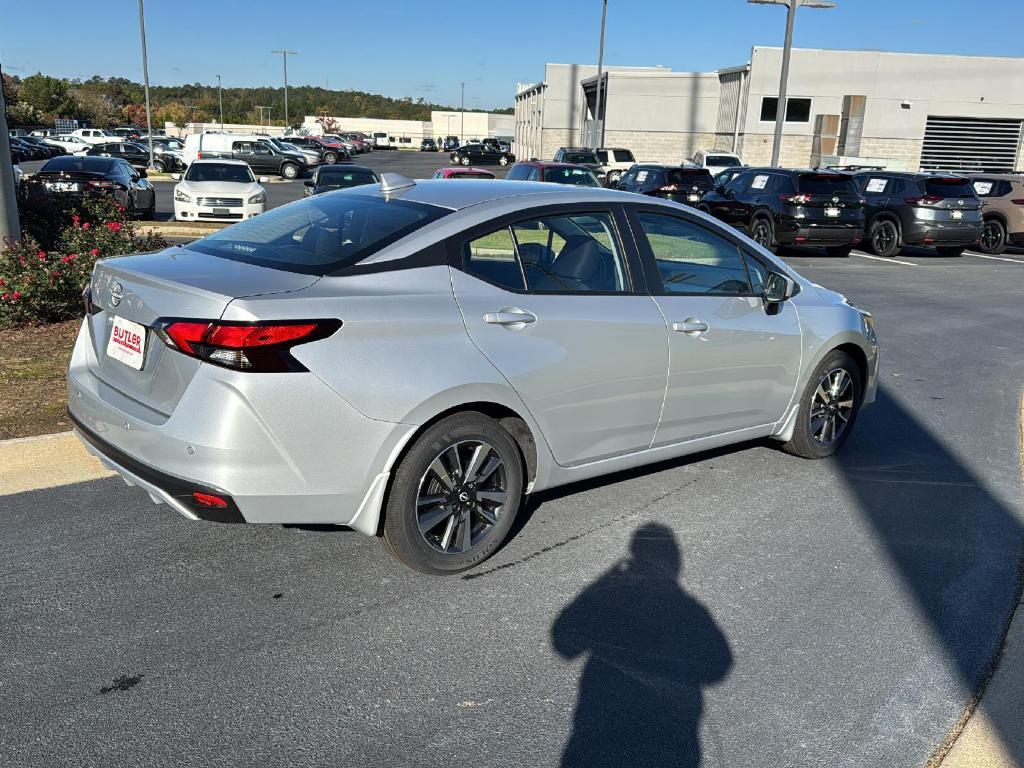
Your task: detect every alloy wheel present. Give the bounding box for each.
[415,440,507,555]
[810,368,855,446]
[982,221,1004,253]
[873,222,896,255]
[752,221,772,248]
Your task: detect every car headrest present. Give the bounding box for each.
[553,237,602,282]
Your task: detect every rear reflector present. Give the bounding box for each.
[154,319,341,372]
[192,492,228,508]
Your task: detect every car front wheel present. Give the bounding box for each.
[281,163,299,179]
[383,412,524,575]
[781,350,863,459]
[499,155,509,166]
[461,156,471,166]
[869,219,901,257]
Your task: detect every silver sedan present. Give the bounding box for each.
[68,174,879,574]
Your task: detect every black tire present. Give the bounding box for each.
[826,245,853,258]
[979,218,1007,255]
[281,163,299,179]
[607,171,621,185]
[382,412,524,575]
[869,218,901,258]
[781,349,863,459]
[153,160,165,173]
[936,246,964,258]
[323,152,338,165]
[750,216,776,253]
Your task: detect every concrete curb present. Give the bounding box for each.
[933,391,1024,768]
[0,430,113,496]
[139,221,226,238]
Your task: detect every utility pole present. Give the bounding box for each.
[592,0,608,150]
[137,0,156,169]
[256,106,267,131]
[0,62,22,243]
[749,0,836,166]
[271,50,298,128]
[460,82,465,142]
[216,74,224,129]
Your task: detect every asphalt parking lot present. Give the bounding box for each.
[2,199,1022,766]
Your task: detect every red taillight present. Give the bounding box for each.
[87,180,115,188]
[155,319,340,372]
[780,194,813,205]
[1011,199,1024,205]
[192,492,228,508]
[197,151,203,159]
[905,194,943,206]
[660,184,680,192]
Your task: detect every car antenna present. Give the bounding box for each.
[379,172,416,194]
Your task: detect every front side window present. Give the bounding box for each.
[637,212,753,296]
[543,167,600,187]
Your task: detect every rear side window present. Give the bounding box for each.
[465,227,525,291]
[860,176,890,194]
[796,174,857,195]
[186,195,449,275]
[925,178,977,198]
[505,164,533,181]
[972,179,1011,197]
[613,149,635,162]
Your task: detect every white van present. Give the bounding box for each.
[183,133,308,178]
[372,131,391,149]
[72,128,124,145]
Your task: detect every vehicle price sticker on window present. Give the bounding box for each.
[865,178,888,193]
[636,171,649,183]
[973,181,993,195]
[106,316,147,370]
[751,174,769,190]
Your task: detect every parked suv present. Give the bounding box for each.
[691,150,743,176]
[285,135,348,164]
[851,171,982,258]
[615,164,713,205]
[968,174,1024,255]
[701,168,864,256]
[552,147,606,185]
[505,161,601,187]
[595,147,636,185]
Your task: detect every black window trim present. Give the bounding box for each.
[448,202,645,297]
[623,203,780,299]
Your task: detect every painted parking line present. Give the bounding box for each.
[970,253,1024,264]
[855,253,917,266]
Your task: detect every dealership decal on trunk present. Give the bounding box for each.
[106,316,147,370]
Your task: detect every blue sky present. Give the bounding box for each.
[1,0,1019,109]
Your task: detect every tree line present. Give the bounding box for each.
[2,72,512,129]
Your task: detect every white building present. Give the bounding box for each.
[515,49,1024,172]
[301,111,514,147]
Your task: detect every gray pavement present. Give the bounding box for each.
[1,246,1022,766]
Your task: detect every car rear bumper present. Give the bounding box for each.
[775,222,864,246]
[66,320,412,531]
[903,220,983,246]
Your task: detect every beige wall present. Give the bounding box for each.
[736,134,815,168]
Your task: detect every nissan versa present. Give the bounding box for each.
[68,175,879,574]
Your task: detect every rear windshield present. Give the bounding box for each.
[185,164,254,183]
[924,178,977,198]
[317,169,378,188]
[544,167,600,186]
[705,155,740,166]
[562,151,599,165]
[42,157,115,173]
[796,173,857,194]
[666,168,714,187]
[453,172,494,180]
[185,195,449,275]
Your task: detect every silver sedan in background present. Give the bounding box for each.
[68,175,879,574]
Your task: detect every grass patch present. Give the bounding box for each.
[0,319,80,439]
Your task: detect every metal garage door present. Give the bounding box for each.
[920,116,1023,173]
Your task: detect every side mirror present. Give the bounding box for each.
[171,172,182,180]
[763,272,796,303]
[259,176,270,183]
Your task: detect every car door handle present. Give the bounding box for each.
[484,309,537,326]
[672,320,709,335]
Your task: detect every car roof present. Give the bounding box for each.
[342,178,626,210]
[191,158,250,166]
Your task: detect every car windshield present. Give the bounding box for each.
[185,164,254,183]
[544,167,600,186]
[706,155,740,166]
[186,194,450,275]
[42,157,115,173]
[317,169,378,188]
[563,151,598,164]
[797,173,858,194]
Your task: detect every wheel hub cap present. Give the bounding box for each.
[810,368,855,446]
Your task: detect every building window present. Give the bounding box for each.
[759,97,812,123]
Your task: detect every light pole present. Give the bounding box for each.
[271,49,298,128]
[216,74,223,129]
[592,0,608,150]
[137,0,156,170]
[256,106,269,131]
[749,0,835,167]
[460,82,465,142]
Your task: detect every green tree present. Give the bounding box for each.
[20,74,70,114]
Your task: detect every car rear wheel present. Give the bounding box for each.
[323,152,338,164]
[936,246,964,258]
[750,216,776,253]
[383,412,524,575]
[153,159,165,173]
[281,163,299,179]
[980,219,1007,255]
[826,245,852,258]
[498,156,509,166]
[869,219,901,257]
[461,156,471,166]
[781,349,863,459]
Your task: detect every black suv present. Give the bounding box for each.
[615,164,713,205]
[552,147,606,184]
[450,142,515,167]
[850,171,982,257]
[700,168,864,256]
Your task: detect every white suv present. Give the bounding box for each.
[596,148,636,185]
[690,150,743,176]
